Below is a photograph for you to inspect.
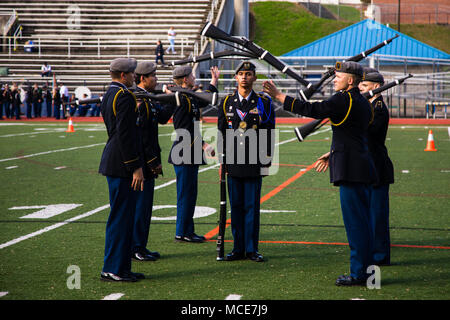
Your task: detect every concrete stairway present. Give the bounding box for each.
[0,0,217,95]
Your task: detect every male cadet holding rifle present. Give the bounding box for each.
[218,61,275,262]
[359,67,394,266]
[99,58,145,282]
[263,61,376,285]
[132,61,175,261]
[169,65,220,243]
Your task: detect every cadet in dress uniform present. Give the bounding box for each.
[169,65,219,243]
[131,61,175,261]
[359,67,394,266]
[218,61,275,262]
[263,61,376,285]
[99,58,146,282]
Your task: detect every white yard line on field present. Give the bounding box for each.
[0,143,106,163]
[0,133,305,250]
[225,294,242,300]
[102,293,125,300]
[0,205,110,250]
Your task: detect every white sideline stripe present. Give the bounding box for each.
[0,133,171,162]
[0,130,63,138]
[0,135,300,250]
[102,293,124,300]
[276,127,331,146]
[448,127,450,138]
[0,143,105,163]
[225,294,242,300]
[0,292,8,298]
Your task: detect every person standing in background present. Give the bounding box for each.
[166,26,176,54]
[155,40,165,66]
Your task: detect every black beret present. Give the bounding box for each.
[235,61,256,74]
[335,61,363,77]
[135,61,157,75]
[362,67,384,84]
[109,58,137,73]
[173,66,192,79]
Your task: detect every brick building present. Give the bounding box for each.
[373,0,450,24]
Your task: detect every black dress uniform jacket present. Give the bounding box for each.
[218,90,275,178]
[168,84,218,165]
[99,81,143,178]
[135,86,174,179]
[368,96,394,186]
[284,87,376,186]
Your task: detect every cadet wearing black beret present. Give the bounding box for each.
[99,57,146,282]
[234,61,256,74]
[359,67,394,267]
[263,61,376,286]
[217,60,275,262]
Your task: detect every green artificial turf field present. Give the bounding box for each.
[0,120,449,302]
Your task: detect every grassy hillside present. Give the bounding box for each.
[250,1,450,55]
[391,24,450,54]
[250,1,351,55]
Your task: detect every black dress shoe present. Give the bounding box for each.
[132,251,157,261]
[192,233,206,241]
[100,271,138,282]
[225,251,245,261]
[182,234,205,243]
[246,252,264,262]
[147,250,161,259]
[335,275,366,286]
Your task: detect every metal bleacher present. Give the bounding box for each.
[0,0,220,96]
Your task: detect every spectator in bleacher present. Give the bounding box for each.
[155,40,165,66]
[90,95,101,117]
[53,84,62,120]
[78,93,91,116]
[24,40,36,53]
[1,83,11,120]
[25,83,33,119]
[0,84,3,120]
[59,82,69,119]
[69,93,77,116]
[11,83,21,120]
[166,26,176,54]
[41,62,52,77]
[32,83,43,118]
[43,84,52,117]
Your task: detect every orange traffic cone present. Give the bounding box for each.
[65,118,75,133]
[424,129,437,151]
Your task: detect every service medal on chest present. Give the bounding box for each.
[239,121,247,130]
